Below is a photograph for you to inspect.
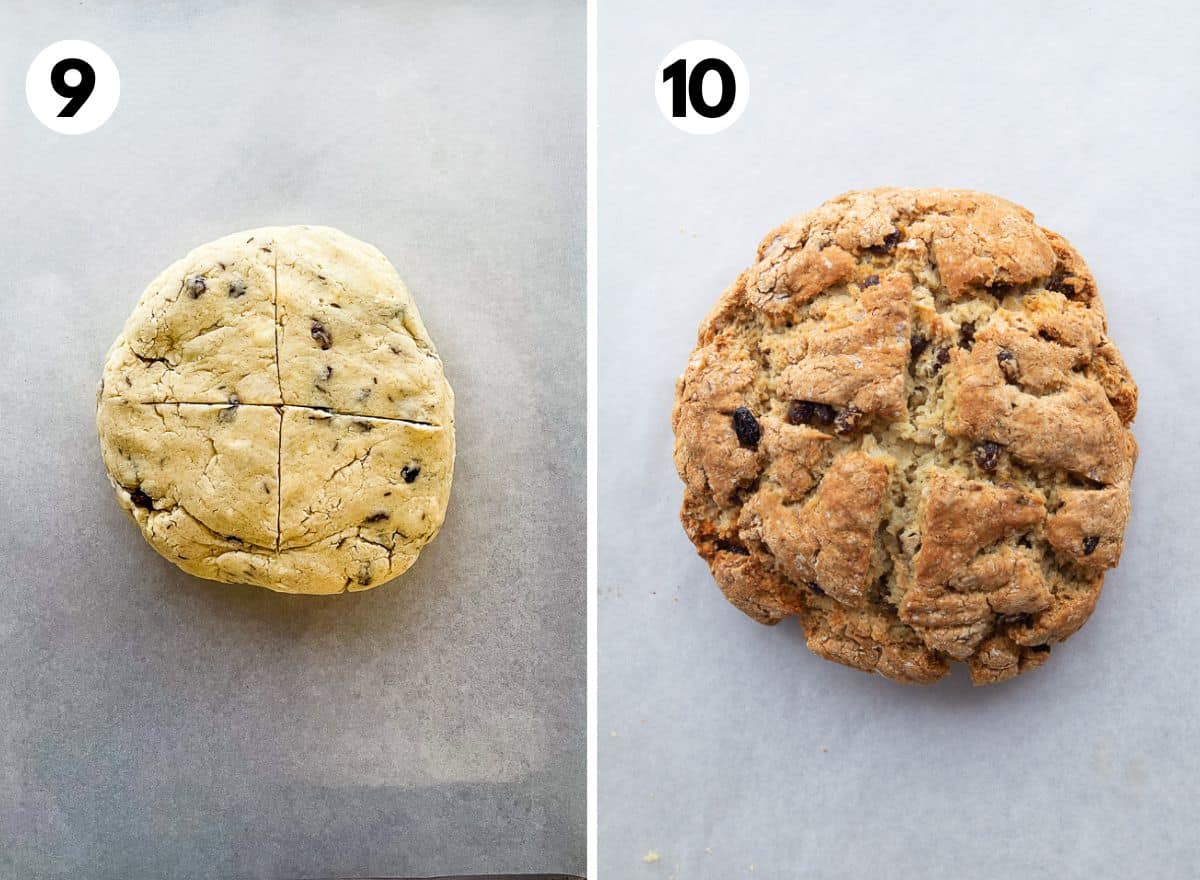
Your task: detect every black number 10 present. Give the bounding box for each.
[662,57,736,119]
[50,57,96,117]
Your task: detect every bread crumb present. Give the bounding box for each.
[643,850,660,863]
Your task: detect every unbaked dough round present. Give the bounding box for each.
[97,226,455,594]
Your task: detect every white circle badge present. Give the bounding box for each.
[26,40,120,135]
[655,40,749,134]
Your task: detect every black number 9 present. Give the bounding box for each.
[50,58,96,117]
[662,57,736,119]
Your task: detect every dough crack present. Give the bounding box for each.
[120,400,439,428]
[275,405,283,552]
[172,499,276,553]
[272,248,282,398]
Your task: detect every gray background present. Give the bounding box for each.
[600,1,1199,877]
[0,2,584,878]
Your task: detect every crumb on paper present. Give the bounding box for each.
[610,730,618,737]
[643,850,660,863]
[705,846,713,855]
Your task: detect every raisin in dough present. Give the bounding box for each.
[673,188,1138,685]
[97,226,455,594]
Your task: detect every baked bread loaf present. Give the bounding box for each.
[673,188,1137,684]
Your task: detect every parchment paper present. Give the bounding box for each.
[599,1,1200,876]
[0,2,585,877]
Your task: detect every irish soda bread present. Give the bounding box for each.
[98,226,455,594]
[673,189,1137,684]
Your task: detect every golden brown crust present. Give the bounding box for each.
[901,472,1048,660]
[923,197,1056,299]
[673,188,1138,685]
[800,599,949,685]
[943,298,1133,485]
[776,272,912,420]
[741,451,891,606]
[966,634,1052,685]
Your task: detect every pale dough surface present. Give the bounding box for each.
[97,226,455,594]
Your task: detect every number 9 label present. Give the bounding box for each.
[26,40,120,135]
[655,40,748,135]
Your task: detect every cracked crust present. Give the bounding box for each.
[672,188,1137,685]
[97,227,455,594]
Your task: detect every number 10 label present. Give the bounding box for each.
[655,40,748,135]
